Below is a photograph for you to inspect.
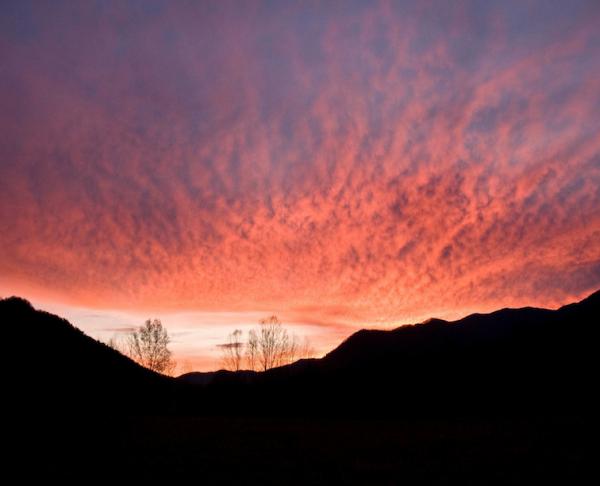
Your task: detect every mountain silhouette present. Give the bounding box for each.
[180,289,599,415]
[4,290,598,415]
[4,291,596,483]
[3,296,172,414]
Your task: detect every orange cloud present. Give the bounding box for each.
[1,1,599,369]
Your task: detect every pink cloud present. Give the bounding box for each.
[1,1,599,369]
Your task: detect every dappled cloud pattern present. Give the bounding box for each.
[1,0,599,337]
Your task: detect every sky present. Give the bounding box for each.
[1,0,599,371]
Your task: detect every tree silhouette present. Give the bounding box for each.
[298,336,315,360]
[253,315,312,371]
[219,329,244,371]
[126,319,174,375]
[218,316,314,371]
[246,329,259,371]
[255,315,287,371]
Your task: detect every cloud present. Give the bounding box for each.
[100,326,136,333]
[1,0,599,349]
[217,343,243,349]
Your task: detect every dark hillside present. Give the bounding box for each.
[181,290,598,416]
[3,296,172,414]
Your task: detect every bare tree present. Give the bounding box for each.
[219,329,244,371]
[254,315,289,371]
[126,318,175,375]
[287,334,298,364]
[246,329,259,371]
[283,334,315,364]
[298,336,315,359]
[249,316,313,371]
[107,335,124,353]
[218,316,315,372]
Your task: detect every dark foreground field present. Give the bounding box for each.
[35,414,591,484]
[6,292,596,484]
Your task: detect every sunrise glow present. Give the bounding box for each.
[1,1,599,370]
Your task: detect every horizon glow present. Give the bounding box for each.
[1,1,599,370]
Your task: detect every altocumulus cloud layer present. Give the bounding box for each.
[1,0,600,332]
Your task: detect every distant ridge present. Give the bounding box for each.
[320,289,600,367]
[4,289,599,415]
[180,289,599,415]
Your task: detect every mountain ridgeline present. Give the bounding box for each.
[4,290,598,416]
[4,297,172,414]
[180,289,599,416]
